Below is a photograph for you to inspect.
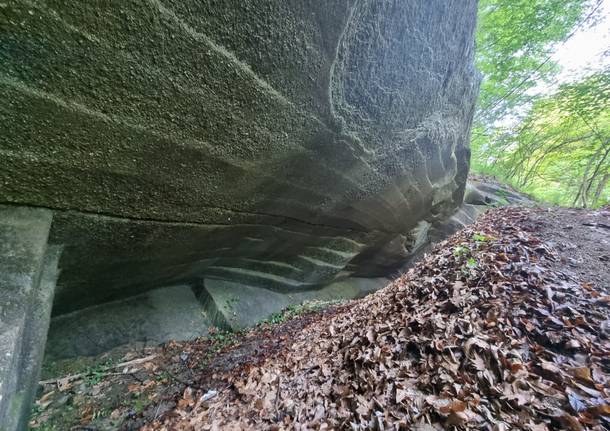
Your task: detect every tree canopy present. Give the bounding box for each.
[472,0,609,207]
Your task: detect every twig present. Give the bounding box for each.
[274,376,281,417]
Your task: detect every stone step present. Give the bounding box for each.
[45,284,211,360]
[199,277,389,331]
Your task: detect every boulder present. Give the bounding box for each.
[1,1,479,318]
[467,176,536,206]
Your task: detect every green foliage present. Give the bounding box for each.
[472,0,609,208]
[472,233,490,242]
[264,311,288,325]
[477,72,610,206]
[200,328,242,367]
[207,329,240,347]
[92,408,110,420]
[131,396,145,414]
[475,0,586,125]
[155,370,171,382]
[84,358,114,386]
[453,244,471,257]
[453,238,486,275]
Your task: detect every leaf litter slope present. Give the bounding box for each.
[149,206,610,431]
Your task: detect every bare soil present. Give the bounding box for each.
[526,207,609,290]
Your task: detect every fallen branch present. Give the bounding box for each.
[583,222,610,229]
[39,354,157,386]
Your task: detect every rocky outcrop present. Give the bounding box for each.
[466,175,536,207]
[1,1,479,318]
[1,2,480,423]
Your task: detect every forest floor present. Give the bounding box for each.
[30,206,610,431]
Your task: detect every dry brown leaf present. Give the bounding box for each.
[471,353,486,371]
[127,383,141,393]
[122,208,610,430]
[80,405,93,425]
[425,396,467,415]
[36,390,55,409]
[587,403,610,417]
[571,367,594,385]
[557,413,585,431]
[527,422,549,431]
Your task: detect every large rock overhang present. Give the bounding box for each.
[0,0,480,315]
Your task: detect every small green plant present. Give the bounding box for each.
[453,244,470,257]
[92,408,109,420]
[200,328,242,368]
[133,398,145,414]
[259,300,345,326]
[265,311,287,325]
[29,404,45,428]
[472,233,490,242]
[460,257,479,276]
[208,329,239,346]
[155,370,171,382]
[84,358,114,386]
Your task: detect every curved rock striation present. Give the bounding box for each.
[0,0,479,314]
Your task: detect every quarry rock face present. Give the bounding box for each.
[1,0,479,315]
[0,206,59,429]
[1,1,479,424]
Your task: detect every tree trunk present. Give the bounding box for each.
[584,140,610,200]
[592,173,610,206]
